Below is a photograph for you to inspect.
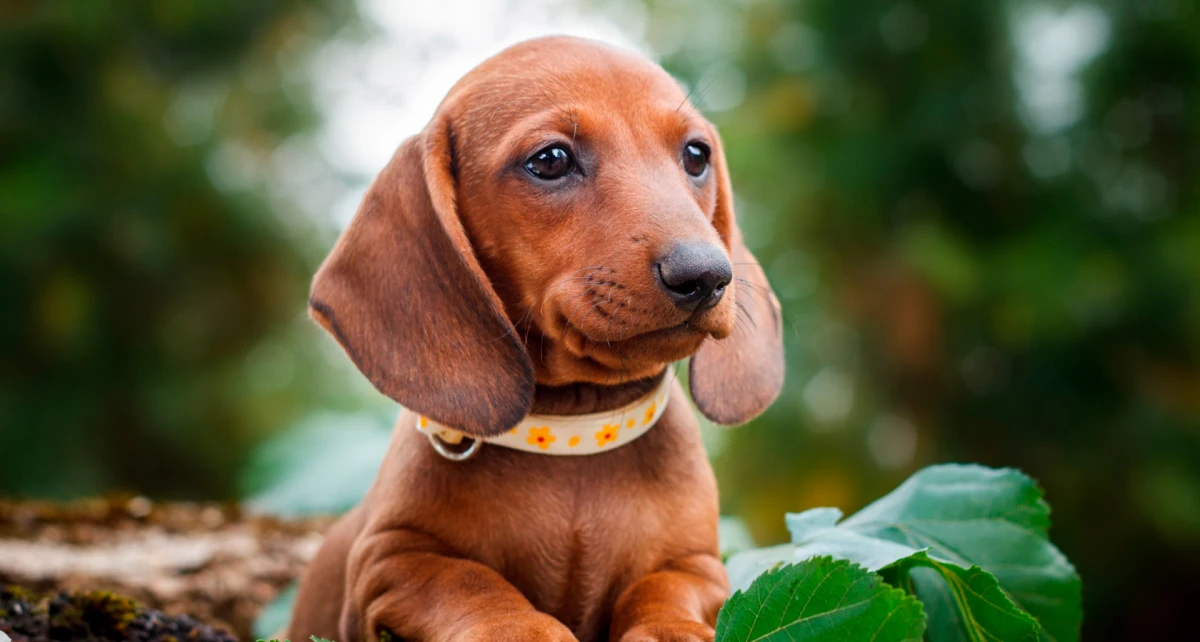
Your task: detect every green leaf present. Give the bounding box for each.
[715,557,926,642]
[252,635,333,642]
[888,552,1038,642]
[726,465,1081,642]
[786,507,843,540]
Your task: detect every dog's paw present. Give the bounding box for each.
[459,612,578,642]
[619,620,715,642]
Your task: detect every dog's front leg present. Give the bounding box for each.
[343,531,578,642]
[609,553,729,642]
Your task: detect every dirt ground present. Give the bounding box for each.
[0,497,332,641]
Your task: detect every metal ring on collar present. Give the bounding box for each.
[426,432,482,461]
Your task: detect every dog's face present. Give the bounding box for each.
[446,41,737,383]
[310,37,783,435]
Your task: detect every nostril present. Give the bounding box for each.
[660,273,702,298]
[699,269,731,293]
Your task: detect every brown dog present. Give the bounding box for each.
[287,36,784,642]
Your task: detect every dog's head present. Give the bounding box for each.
[310,36,783,436]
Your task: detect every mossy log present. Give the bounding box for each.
[0,498,332,640]
[1,586,237,642]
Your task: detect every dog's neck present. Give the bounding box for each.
[529,368,669,416]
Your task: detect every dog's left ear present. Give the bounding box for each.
[689,135,786,425]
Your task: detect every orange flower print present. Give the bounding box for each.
[419,416,428,429]
[626,419,635,429]
[569,436,581,447]
[526,426,556,450]
[643,402,657,425]
[596,424,620,447]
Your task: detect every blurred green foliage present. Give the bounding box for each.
[2,0,1198,639]
[639,0,1199,638]
[0,1,365,498]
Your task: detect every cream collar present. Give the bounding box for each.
[415,372,672,460]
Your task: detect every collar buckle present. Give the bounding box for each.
[426,431,482,461]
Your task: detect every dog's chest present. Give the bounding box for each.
[406,403,717,641]
[470,446,712,640]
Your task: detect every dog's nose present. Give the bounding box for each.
[656,242,733,313]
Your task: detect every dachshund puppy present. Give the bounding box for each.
[288,36,783,642]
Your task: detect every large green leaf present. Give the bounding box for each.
[715,557,926,642]
[886,552,1038,642]
[726,465,1081,642]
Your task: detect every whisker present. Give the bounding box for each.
[734,280,775,309]
[786,311,802,338]
[605,300,619,348]
[540,276,595,315]
[561,292,595,329]
[483,316,522,345]
[675,72,721,127]
[539,269,602,318]
[735,276,773,296]
[733,279,797,337]
[570,295,611,335]
[617,295,633,341]
[734,298,757,331]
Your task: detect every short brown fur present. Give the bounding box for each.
[291,36,784,642]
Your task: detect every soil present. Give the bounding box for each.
[0,497,333,641]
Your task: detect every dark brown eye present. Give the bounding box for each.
[525,145,574,180]
[682,142,710,177]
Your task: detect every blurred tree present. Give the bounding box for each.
[0,1,361,499]
[633,0,1200,638]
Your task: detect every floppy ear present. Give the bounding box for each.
[689,136,785,425]
[309,115,534,437]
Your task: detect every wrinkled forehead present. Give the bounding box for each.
[437,38,698,148]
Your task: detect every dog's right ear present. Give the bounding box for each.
[309,115,534,437]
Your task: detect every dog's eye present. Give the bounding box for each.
[525,145,575,180]
[682,142,710,178]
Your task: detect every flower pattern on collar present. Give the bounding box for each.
[527,426,556,450]
[595,424,620,447]
[414,371,674,457]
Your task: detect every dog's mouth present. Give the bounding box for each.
[531,267,737,373]
[552,312,716,369]
[627,320,709,342]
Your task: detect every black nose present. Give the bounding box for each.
[656,242,733,313]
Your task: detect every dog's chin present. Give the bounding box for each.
[561,314,730,373]
[607,322,708,362]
